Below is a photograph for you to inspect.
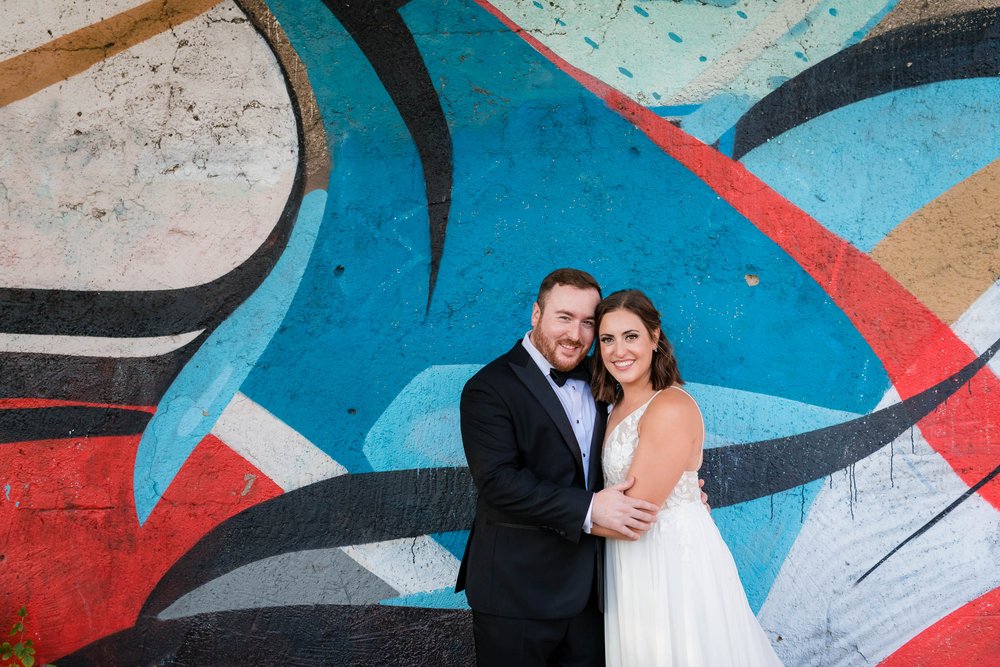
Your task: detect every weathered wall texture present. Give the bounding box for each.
[1,0,998,664]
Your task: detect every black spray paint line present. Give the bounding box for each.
[732,7,1000,159]
[321,0,453,310]
[701,334,1000,508]
[855,462,1000,586]
[0,406,152,443]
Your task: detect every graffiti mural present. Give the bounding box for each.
[1,0,998,664]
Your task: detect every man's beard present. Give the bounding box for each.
[532,328,586,372]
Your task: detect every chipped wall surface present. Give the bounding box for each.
[1,0,998,665]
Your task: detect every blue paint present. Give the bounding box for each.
[715,125,735,157]
[699,55,708,62]
[741,78,1000,252]
[767,75,790,89]
[3,484,9,500]
[618,66,634,78]
[634,5,649,17]
[794,51,808,61]
[651,103,702,117]
[715,480,824,612]
[431,530,470,561]
[132,190,327,523]
[651,92,661,101]
[381,587,470,609]
[247,0,890,496]
[364,365,480,470]
[555,17,566,26]
[584,36,599,49]
[532,1,543,8]
[668,31,683,43]
[829,7,838,16]
[736,10,747,19]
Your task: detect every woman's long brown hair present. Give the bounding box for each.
[590,289,683,404]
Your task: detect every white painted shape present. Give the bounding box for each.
[952,277,1000,378]
[211,392,347,491]
[758,279,1000,664]
[0,329,203,357]
[758,427,1000,665]
[666,0,822,104]
[341,536,461,596]
[0,1,297,291]
[0,0,141,59]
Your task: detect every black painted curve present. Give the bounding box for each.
[732,7,1000,159]
[321,0,453,309]
[139,467,476,618]
[60,604,473,666]
[701,334,1000,506]
[0,406,151,443]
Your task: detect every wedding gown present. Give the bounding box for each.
[603,388,783,666]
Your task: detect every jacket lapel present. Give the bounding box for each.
[508,345,585,473]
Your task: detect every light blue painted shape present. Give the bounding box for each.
[132,189,327,524]
[668,31,683,43]
[584,36,599,49]
[741,78,1000,252]
[634,6,649,18]
[364,365,481,471]
[713,481,822,612]
[3,484,9,500]
[684,383,860,448]
[380,587,470,609]
[680,92,752,142]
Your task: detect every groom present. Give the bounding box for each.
[456,268,661,666]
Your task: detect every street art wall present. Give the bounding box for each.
[1,0,998,664]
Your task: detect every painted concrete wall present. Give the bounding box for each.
[1,0,998,664]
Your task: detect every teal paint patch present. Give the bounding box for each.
[132,190,327,523]
[668,31,683,43]
[431,530,470,561]
[618,66,634,78]
[634,5,649,18]
[364,365,481,470]
[736,10,748,20]
[714,480,824,612]
[381,587,470,609]
[584,36,599,49]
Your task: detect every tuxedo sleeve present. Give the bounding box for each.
[461,379,592,543]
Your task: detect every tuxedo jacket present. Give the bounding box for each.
[456,340,607,620]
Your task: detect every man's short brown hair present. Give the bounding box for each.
[536,268,602,309]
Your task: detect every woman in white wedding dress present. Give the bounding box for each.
[590,290,782,667]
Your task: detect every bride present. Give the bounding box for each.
[589,289,782,666]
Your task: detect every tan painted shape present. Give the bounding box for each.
[237,0,331,192]
[870,159,1000,323]
[867,0,1000,39]
[0,0,222,108]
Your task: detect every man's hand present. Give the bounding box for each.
[592,477,659,540]
[699,478,710,512]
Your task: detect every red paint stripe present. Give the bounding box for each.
[879,586,1000,666]
[477,0,1000,507]
[0,398,156,412]
[0,433,283,662]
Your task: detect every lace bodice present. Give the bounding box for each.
[602,391,702,510]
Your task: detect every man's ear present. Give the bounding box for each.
[531,302,541,328]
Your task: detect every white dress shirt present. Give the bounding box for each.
[522,333,597,531]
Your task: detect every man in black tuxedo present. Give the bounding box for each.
[456,268,660,666]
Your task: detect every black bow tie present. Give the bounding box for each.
[550,363,589,387]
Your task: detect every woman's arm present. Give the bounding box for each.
[625,391,703,508]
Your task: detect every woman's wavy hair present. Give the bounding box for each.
[590,289,683,404]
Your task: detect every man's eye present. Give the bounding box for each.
[582,321,594,328]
